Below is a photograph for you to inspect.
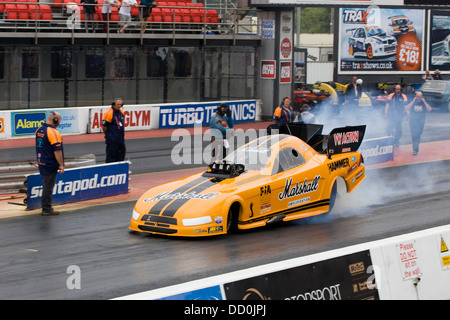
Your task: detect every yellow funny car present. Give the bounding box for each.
[129,123,366,237]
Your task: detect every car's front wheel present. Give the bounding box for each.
[227,203,240,233]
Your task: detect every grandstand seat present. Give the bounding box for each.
[53,0,63,8]
[131,5,139,16]
[173,8,182,22]
[157,1,167,7]
[151,7,162,22]
[206,9,218,23]
[167,1,176,7]
[110,6,119,21]
[162,7,173,22]
[180,8,190,22]
[194,2,203,7]
[40,4,52,20]
[177,2,186,7]
[190,8,199,23]
[5,4,18,20]
[29,4,41,20]
[17,4,30,19]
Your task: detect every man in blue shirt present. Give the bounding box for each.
[210,103,234,160]
[35,111,64,216]
[102,98,126,163]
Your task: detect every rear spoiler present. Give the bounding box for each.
[267,123,366,158]
[326,125,366,159]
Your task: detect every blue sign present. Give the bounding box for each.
[11,109,79,137]
[12,111,46,136]
[26,162,129,210]
[359,136,394,165]
[158,286,223,300]
[159,101,257,128]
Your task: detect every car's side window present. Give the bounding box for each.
[272,147,306,175]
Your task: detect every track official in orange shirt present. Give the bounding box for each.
[102,98,126,163]
[35,111,64,216]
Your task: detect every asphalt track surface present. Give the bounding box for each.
[1,112,450,300]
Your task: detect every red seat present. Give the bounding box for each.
[5,4,18,19]
[162,8,173,22]
[40,4,52,20]
[151,7,162,22]
[110,7,119,21]
[131,5,139,16]
[194,2,203,7]
[207,9,218,23]
[167,1,176,7]
[17,4,30,20]
[180,8,190,22]
[157,1,167,6]
[53,0,63,7]
[173,8,182,22]
[29,4,41,20]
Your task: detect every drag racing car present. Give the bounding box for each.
[348,26,397,59]
[129,124,366,237]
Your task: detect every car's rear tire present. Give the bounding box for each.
[328,182,337,213]
[366,45,373,59]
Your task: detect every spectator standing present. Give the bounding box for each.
[385,84,408,147]
[273,97,294,125]
[102,0,120,33]
[344,76,362,109]
[35,112,64,216]
[119,0,138,33]
[434,69,442,80]
[209,103,234,160]
[102,98,126,163]
[405,91,432,155]
[139,0,157,34]
[81,0,97,32]
[422,69,434,81]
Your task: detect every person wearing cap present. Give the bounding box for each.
[210,103,234,160]
[434,69,442,80]
[273,97,294,125]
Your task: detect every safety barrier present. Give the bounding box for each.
[115,224,450,300]
[26,161,130,210]
[0,99,261,139]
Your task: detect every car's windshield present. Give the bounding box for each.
[224,146,272,171]
[393,19,408,26]
[367,28,385,37]
[420,81,448,92]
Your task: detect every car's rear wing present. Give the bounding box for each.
[326,125,366,159]
[268,123,366,158]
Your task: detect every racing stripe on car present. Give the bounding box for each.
[160,178,217,217]
[238,199,330,226]
[147,176,212,215]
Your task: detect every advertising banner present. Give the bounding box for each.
[339,7,424,73]
[159,100,258,128]
[224,250,379,300]
[157,286,223,300]
[11,109,79,137]
[0,111,9,139]
[26,162,129,210]
[429,10,450,72]
[261,60,276,79]
[359,136,394,165]
[89,105,154,133]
